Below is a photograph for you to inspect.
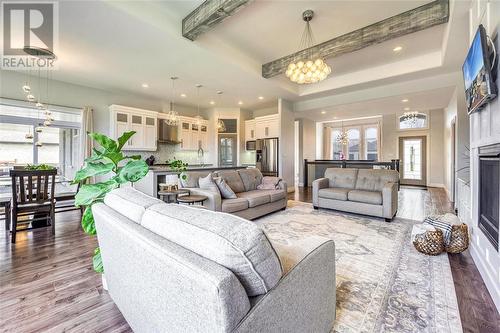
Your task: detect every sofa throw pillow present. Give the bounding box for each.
[423,215,453,245]
[257,176,282,190]
[214,177,237,199]
[198,174,220,194]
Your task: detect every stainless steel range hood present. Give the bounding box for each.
[158,119,181,144]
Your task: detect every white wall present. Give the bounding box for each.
[296,118,316,186]
[465,0,500,312]
[278,98,295,190]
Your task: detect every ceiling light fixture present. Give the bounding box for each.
[165,77,180,126]
[286,10,331,84]
[336,121,349,146]
[180,93,186,98]
[210,101,215,105]
[194,84,204,126]
[258,96,264,100]
[238,101,243,105]
[216,91,226,133]
[401,99,408,103]
[402,111,420,127]
[321,111,326,114]
[141,83,149,88]
[393,46,403,52]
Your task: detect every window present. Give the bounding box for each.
[331,129,343,160]
[399,112,428,130]
[329,123,380,161]
[347,129,360,160]
[365,127,378,160]
[0,101,81,185]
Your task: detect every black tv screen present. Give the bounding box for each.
[462,24,497,114]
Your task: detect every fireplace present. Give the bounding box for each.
[478,144,500,251]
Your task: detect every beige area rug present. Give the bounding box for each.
[254,201,462,333]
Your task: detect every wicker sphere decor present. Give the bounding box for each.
[446,224,469,254]
[413,229,445,256]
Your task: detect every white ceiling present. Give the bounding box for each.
[1,0,471,116]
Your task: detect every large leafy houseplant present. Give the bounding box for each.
[73,131,149,273]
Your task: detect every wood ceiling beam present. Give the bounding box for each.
[262,0,449,79]
[182,0,253,41]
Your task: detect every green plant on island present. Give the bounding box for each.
[167,158,188,180]
[73,131,149,273]
[25,163,55,171]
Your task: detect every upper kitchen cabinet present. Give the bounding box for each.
[109,105,157,151]
[255,114,279,139]
[178,116,209,151]
[244,119,256,142]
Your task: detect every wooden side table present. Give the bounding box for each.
[158,189,190,203]
[176,195,208,206]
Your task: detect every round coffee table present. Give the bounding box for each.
[176,195,208,206]
[158,189,190,203]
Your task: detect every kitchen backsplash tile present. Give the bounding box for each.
[128,143,210,165]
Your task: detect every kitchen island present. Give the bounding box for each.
[134,165,250,198]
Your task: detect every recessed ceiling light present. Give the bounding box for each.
[238,101,243,105]
[321,111,326,114]
[404,107,410,111]
[401,99,409,103]
[210,101,215,105]
[393,46,403,52]
[180,93,186,98]
[258,96,264,100]
[141,83,149,88]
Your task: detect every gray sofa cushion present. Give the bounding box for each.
[215,170,246,193]
[180,171,211,188]
[318,188,350,201]
[141,203,282,296]
[238,168,263,191]
[215,177,237,199]
[222,197,249,213]
[355,169,399,192]
[237,190,271,208]
[324,168,358,189]
[104,187,163,223]
[254,189,287,202]
[348,190,382,205]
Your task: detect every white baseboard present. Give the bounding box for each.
[427,183,445,188]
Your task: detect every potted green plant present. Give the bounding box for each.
[73,131,149,278]
[165,158,188,188]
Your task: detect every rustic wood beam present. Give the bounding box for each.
[182,0,252,41]
[262,0,449,79]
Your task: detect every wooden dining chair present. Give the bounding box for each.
[9,169,57,243]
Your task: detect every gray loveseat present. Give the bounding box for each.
[93,187,336,333]
[179,168,287,220]
[312,168,399,221]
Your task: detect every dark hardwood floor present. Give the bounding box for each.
[0,187,498,332]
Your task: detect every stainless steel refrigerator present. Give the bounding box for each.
[256,138,279,177]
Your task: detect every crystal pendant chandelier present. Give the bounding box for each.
[285,10,331,85]
[215,91,226,132]
[194,84,204,126]
[165,77,180,126]
[403,111,419,127]
[336,122,349,145]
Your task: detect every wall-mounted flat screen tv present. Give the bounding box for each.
[462,24,497,114]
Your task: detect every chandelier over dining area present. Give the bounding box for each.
[285,10,331,84]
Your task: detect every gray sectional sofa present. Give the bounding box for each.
[312,168,399,221]
[93,187,336,333]
[179,168,287,220]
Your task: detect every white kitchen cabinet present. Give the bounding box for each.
[245,120,256,142]
[178,117,209,151]
[109,105,157,151]
[255,114,280,139]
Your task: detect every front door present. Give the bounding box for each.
[399,136,427,186]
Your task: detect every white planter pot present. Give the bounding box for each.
[102,273,108,291]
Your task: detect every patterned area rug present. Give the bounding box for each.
[255,201,462,333]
